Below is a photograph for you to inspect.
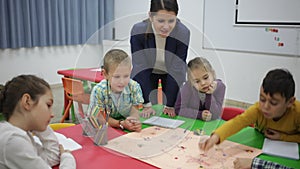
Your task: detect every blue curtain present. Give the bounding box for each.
[0,0,114,49]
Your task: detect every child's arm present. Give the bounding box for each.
[206,80,226,120]
[202,110,212,121]
[33,126,76,168]
[128,106,142,132]
[32,126,61,166]
[131,105,141,119]
[59,145,76,169]
[6,126,75,169]
[107,106,142,132]
[175,83,205,120]
[265,128,300,143]
[198,133,220,151]
[6,134,53,169]
[280,133,300,143]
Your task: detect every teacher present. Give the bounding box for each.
[130,0,190,117]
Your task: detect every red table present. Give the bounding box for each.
[57,67,104,83]
[53,125,158,169]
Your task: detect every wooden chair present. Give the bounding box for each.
[61,77,90,123]
[50,123,75,131]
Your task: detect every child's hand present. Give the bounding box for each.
[124,117,142,132]
[264,128,281,140]
[233,158,252,169]
[140,107,156,118]
[96,114,107,125]
[59,144,71,155]
[163,106,176,117]
[202,110,212,121]
[206,81,217,94]
[198,134,220,152]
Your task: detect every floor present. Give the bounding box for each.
[50,84,252,124]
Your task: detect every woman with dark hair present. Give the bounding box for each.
[130,0,190,117]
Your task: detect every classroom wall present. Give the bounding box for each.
[0,44,102,86]
[0,0,299,105]
[114,0,300,104]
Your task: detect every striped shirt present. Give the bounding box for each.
[252,157,293,169]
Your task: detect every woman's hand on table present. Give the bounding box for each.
[140,107,156,118]
[163,106,176,117]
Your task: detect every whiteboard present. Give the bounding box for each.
[236,0,300,25]
[203,0,300,56]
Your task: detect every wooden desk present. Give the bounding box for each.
[53,125,158,169]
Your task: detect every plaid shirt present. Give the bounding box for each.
[90,79,144,120]
[252,157,293,169]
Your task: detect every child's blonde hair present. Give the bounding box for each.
[103,49,131,73]
[187,57,216,81]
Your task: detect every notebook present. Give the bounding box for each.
[262,138,299,160]
[142,116,185,129]
[34,132,82,151]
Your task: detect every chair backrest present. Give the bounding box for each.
[62,77,90,103]
[62,77,85,96]
[221,107,244,121]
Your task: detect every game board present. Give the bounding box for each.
[104,126,262,169]
[104,126,189,158]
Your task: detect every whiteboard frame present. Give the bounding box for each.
[202,0,300,57]
[235,0,300,27]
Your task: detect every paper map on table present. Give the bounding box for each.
[104,126,262,169]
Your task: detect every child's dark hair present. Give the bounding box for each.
[150,0,179,16]
[0,75,50,120]
[262,69,295,100]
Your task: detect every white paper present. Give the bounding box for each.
[262,138,299,160]
[34,132,82,151]
[54,132,82,151]
[90,68,102,72]
[142,116,185,129]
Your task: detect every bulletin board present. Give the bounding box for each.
[202,0,300,56]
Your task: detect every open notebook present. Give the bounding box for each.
[34,132,82,151]
[143,116,185,129]
[262,138,299,160]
